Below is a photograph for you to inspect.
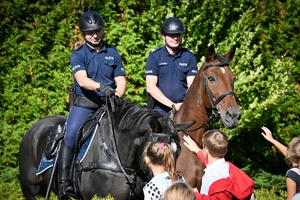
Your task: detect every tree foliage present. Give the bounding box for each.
[1,0,300,193]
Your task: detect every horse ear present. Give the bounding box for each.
[206,44,216,62]
[174,120,196,131]
[149,116,160,133]
[224,46,236,61]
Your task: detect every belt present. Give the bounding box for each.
[74,95,106,108]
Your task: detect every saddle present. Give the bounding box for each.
[44,125,64,160]
[43,114,98,160]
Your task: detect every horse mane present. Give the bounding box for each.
[112,97,162,131]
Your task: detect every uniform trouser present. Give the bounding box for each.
[64,105,96,148]
[58,105,96,199]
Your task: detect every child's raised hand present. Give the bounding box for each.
[261,126,274,142]
[183,135,201,154]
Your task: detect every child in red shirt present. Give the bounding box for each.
[183,129,255,200]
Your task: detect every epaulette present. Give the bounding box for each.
[109,44,117,50]
[150,47,162,54]
[185,48,195,54]
[74,44,84,51]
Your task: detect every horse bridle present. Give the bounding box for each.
[185,61,237,132]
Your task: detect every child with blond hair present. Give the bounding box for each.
[163,181,195,200]
[142,142,184,200]
[261,126,300,200]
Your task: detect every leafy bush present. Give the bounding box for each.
[1,0,300,197]
[255,187,287,200]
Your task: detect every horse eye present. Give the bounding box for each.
[208,76,215,81]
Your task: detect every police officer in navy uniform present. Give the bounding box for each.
[57,11,126,199]
[145,17,198,115]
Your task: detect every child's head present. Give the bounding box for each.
[286,137,300,165]
[202,129,228,158]
[142,141,176,181]
[163,181,196,200]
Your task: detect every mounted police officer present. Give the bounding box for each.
[145,17,198,115]
[57,10,126,199]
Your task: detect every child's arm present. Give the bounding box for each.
[183,135,208,165]
[183,135,201,154]
[261,126,287,156]
[286,177,297,200]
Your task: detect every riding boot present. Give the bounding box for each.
[58,140,77,199]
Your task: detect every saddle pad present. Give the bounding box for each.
[36,130,95,175]
[36,155,55,175]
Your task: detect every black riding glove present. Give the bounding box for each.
[97,83,115,96]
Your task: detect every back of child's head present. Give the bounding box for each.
[142,142,177,181]
[202,129,228,158]
[286,137,300,165]
[163,181,196,200]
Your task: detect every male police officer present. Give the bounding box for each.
[145,17,198,115]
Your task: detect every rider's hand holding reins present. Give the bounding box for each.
[97,83,115,96]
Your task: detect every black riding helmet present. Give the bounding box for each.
[161,17,185,34]
[79,11,105,32]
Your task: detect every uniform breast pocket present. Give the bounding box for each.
[104,59,116,68]
[103,59,116,76]
[178,65,189,74]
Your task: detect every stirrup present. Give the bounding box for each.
[60,179,78,199]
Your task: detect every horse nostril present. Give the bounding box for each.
[226,109,241,120]
[226,110,233,119]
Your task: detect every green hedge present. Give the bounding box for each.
[1,0,300,196]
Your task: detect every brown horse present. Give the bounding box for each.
[174,44,241,189]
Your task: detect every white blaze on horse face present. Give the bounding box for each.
[221,67,225,74]
[171,142,178,153]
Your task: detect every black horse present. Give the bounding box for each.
[19,97,194,200]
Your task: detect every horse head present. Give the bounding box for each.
[148,116,196,159]
[112,97,194,169]
[175,44,241,131]
[201,44,241,128]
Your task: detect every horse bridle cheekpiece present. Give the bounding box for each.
[203,61,237,120]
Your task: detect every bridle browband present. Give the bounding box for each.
[185,61,237,132]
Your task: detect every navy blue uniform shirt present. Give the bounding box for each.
[145,46,198,112]
[70,43,126,98]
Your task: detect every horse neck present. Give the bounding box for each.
[174,69,211,143]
